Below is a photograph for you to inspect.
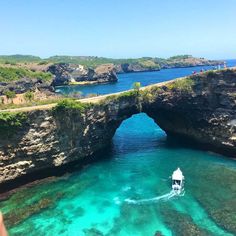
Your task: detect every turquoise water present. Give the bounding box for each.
[1,61,236,235]
[1,113,236,235]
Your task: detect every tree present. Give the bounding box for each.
[132,82,141,94]
[24,91,34,102]
[3,90,16,103]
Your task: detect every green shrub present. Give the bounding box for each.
[53,99,91,113]
[4,90,16,103]
[38,61,49,65]
[0,66,52,82]
[0,112,27,137]
[138,60,160,69]
[103,90,137,103]
[132,82,141,96]
[118,90,137,98]
[140,90,153,102]
[167,78,194,92]
[4,61,17,65]
[24,91,34,102]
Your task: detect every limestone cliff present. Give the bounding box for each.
[0,95,139,186]
[48,63,118,86]
[143,69,236,155]
[114,56,224,73]
[0,68,236,188]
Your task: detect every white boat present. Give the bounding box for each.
[172,168,184,194]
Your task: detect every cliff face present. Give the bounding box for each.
[0,65,54,96]
[143,69,236,155]
[0,68,236,187]
[0,95,140,186]
[115,63,161,73]
[48,63,118,86]
[0,78,53,96]
[114,57,224,73]
[159,56,224,69]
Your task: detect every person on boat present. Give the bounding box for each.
[0,212,8,236]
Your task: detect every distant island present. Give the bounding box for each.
[0,54,224,107]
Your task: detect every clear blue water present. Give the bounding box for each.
[1,60,236,235]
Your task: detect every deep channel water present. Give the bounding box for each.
[1,113,236,236]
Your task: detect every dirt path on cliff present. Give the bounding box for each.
[0,78,180,113]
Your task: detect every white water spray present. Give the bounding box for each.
[124,189,185,205]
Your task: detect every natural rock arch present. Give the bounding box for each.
[1,68,236,188]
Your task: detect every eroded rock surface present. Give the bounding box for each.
[48,63,117,86]
[143,69,236,155]
[0,77,53,96]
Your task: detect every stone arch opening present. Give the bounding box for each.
[111,113,166,154]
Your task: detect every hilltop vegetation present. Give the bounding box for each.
[0,66,52,82]
[0,54,223,98]
[48,56,162,69]
[0,55,41,64]
[0,54,223,70]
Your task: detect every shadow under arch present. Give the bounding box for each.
[111,112,167,155]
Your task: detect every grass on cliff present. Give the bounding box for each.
[138,60,161,70]
[0,55,41,63]
[0,66,52,82]
[47,56,161,69]
[53,98,92,113]
[167,77,195,92]
[0,112,27,137]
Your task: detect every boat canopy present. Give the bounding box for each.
[172,168,184,181]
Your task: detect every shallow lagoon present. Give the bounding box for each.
[1,113,236,235]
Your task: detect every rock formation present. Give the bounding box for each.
[114,56,224,73]
[0,68,236,188]
[115,63,161,73]
[0,78,53,96]
[143,69,236,155]
[48,63,118,86]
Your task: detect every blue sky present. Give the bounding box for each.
[0,0,236,59]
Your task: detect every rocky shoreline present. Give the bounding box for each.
[48,63,118,87]
[0,55,224,97]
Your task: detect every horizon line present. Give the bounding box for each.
[0,54,234,61]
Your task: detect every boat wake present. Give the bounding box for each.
[124,189,185,205]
